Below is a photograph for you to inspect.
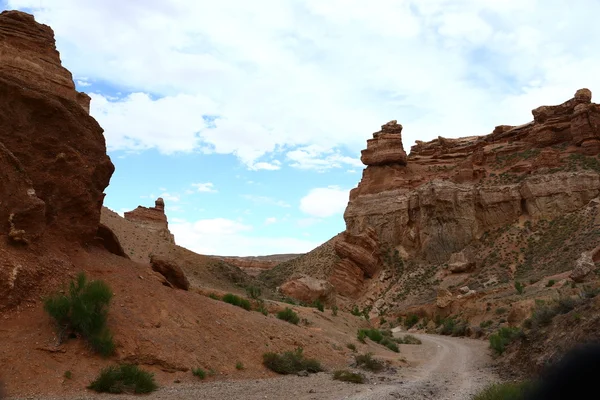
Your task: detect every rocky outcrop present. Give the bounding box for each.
[570,252,595,282]
[0,11,91,112]
[150,255,190,290]
[279,274,335,304]
[343,89,600,264]
[95,223,129,259]
[361,120,407,166]
[0,11,114,244]
[124,198,175,244]
[330,228,381,297]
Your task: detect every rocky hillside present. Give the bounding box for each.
[265,88,600,321]
[0,11,352,397]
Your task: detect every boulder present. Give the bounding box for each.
[150,255,190,291]
[448,251,476,274]
[436,288,453,308]
[280,275,335,305]
[570,252,595,283]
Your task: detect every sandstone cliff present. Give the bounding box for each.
[0,10,114,309]
[123,197,176,244]
[267,90,600,307]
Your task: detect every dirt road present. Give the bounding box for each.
[10,333,497,400]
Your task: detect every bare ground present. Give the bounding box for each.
[8,332,497,400]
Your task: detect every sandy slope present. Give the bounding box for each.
[9,333,497,400]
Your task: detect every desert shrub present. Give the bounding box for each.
[358,328,383,343]
[346,343,357,352]
[495,307,508,315]
[43,272,115,356]
[354,353,384,372]
[489,327,523,355]
[581,286,600,298]
[480,320,493,329]
[546,280,556,287]
[312,299,324,312]
[404,314,419,329]
[530,306,557,328]
[515,281,524,295]
[400,334,422,345]
[555,297,580,315]
[64,370,72,379]
[380,337,399,352]
[332,370,365,384]
[257,302,269,316]
[208,293,220,300]
[192,367,206,379]
[451,321,469,337]
[222,293,251,311]
[88,364,157,394]
[262,347,322,374]
[439,318,456,335]
[357,330,366,343]
[245,286,262,299]
[235,361,244,370]
[277,307,299,324]
[472,381,533,400]
[351,305,362,316]
[332,305,338,316]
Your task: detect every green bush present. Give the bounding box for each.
[546,280,556,287]
[245,286,262,299]
[277,307,299,324]
[192,367,206,379]
[515,281,524,295]
[208,293,221,300]
[332,305,338,316]
[380,337,399,352]
[404,314,419,329]
[88,364,157,394]
[440,318,456,335]
[346,343,357,352]
[235,361,244,370]
[489,327,523,355]
[64,370,72,379]
[350,305,362,316]
[222,293,251,311]
[451,321,469,337]
[357,330,366,343]
[400,334,422,345]
[312,299,324,312]
[480,320,493,329]
[43,272,115,356]
[358,329,383,343]
[262,347,322,374]
[472,381,533,400]
[354,353,384,372]
[332,370,365,384]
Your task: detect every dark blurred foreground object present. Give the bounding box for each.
[0,380,4,399]
[526,343,600,400]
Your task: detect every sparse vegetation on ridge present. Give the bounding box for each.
[332,370,365,384]
[354,353,385,372]
[221,293,252,311]
[472,381,534,400]
[276,307,300,324]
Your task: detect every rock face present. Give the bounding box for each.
[279,274,335,304]
[124,198,175,244]
[570,252,595,282]
[150,255,190,290]
[0,11,114,244]
[343,89,600,266]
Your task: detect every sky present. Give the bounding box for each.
[3,0,600,256]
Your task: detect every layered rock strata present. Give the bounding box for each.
[124,198,176,244]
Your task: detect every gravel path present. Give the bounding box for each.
[9,333,498,400]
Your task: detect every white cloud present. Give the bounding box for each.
[76,79,91,87]
[159,192,180,202]
[299,186,349,218]
[191,182,217,193]
[170,218,319,256]
[242,194,290,208]
[249,160,281,171]
[9,0,600,170]
[264,217,277,225]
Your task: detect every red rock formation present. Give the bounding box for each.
[0,11,91,112]
[279,275,335,304]
[343,89,600,265]
[150,255,190,290]
[0,10,114,245]
[124,198,175,244]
